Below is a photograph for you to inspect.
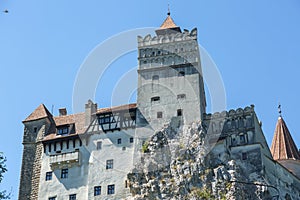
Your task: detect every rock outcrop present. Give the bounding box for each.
[127,122,273,200]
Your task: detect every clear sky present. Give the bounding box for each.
[1,0,300,198]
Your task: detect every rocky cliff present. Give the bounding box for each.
[126,121,274,200]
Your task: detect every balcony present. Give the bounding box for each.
[49,150,80,168]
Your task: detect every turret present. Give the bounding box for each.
[270,105,300,178]
[19,104,54,200]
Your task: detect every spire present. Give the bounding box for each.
[23,104,53,122]
[159,15,178,30]
[271,114,300,160]
[155,7,181,35]
[278,103,282,117]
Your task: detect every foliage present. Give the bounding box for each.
[0,152,10,199]
[0,153,7,183]
[141,141,149,153]
[191,187,214,200]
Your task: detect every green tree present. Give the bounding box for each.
[0,153,10,199]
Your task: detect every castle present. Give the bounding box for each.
[19,13,300,200]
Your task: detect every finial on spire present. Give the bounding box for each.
[278,103,282,117]
[167,4,170,16]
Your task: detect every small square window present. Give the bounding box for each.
[107,184,115,195]
[157,112,163,119]
[117,138,122,144]
[130,137,134,143]
[177,109,182,116]
[177,94,186,99]
[152,75,159,81]
[94,186,101,196]
[122,147,126,151]
[106,159,113,169]
[49,197,56,200]
[178,71,185,77]
[69,194,76,200]
[97,141,102,150]
[61,168,68,179]
[46,171,52,181]
[151,96,160,102]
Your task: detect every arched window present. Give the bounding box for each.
[152,75,159,81]
[178,71,185,77]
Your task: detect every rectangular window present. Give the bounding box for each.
[94,186,101,196]
[157,112,163,119]
[57,126,69,135]
[177,94,186,99]
[130,137,134,143]
[117,138,122,144]
[242,152,247,160]
[69,194,76,200]
[98,114,111,124]
[45,171,52,181]
[106,159,113,169]
[240,135,246,144]
[61,168,68,179]
[48,197,56,200]
[177,109,182,116]
[97,141,102,150]
[107,184,115,195]
[151,96,160,102]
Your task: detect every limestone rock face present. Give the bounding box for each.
[126,122,273,200]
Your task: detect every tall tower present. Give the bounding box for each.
[136,12,206,133]
[19,104,54,200]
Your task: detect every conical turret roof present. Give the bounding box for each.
[159,15,179,30]
[271,116,300,160]
[156,12,181,36]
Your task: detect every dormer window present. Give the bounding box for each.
[57,126,69,135]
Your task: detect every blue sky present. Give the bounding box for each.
[1,0,300,198]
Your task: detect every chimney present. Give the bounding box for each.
[85,100,97,127]
[59,108,67,116]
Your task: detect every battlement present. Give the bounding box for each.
[137,28,197,47]
[204,105,255,120]
[137,28,200,70]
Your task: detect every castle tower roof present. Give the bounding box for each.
[159,15,178,30]
[155,11,181,35]
[271,116,300,160]
[23,104,53,123]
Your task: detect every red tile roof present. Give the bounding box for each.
[42,103,137,141]
[271,117,300,160]
[23,104,53,122]
[96,103,136,114]
[159,15,178,30]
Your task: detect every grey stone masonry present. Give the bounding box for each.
[19,119,50,200]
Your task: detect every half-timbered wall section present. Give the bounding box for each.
[97,108,136,133]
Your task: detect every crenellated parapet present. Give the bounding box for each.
[204,105,255,120]
[137,28,197,47]
[137,28,199,70]
[203,105,256,146]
